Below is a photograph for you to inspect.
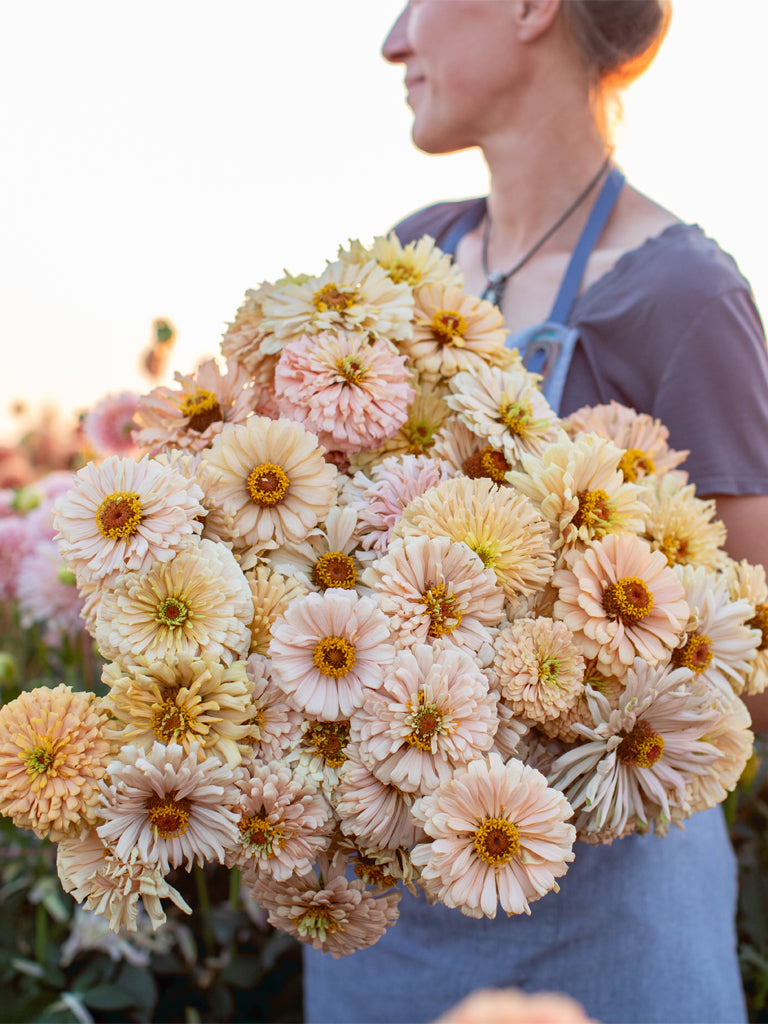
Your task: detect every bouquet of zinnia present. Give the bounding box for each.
[0,231,764,957]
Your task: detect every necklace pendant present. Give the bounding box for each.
[482,274,507,308]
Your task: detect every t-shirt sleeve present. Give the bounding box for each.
[653,285,768,496]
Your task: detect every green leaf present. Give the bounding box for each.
[78,984,140,1011]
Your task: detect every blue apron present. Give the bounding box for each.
[439,166,626,414]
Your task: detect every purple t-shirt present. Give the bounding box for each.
[395,198,768,496]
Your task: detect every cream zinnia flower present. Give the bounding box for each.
[492,617,585,725]
[0,684,114,840]
[288,718,353,796]
[53,454,204,582]
[411,753,575,918]
[57,830,192,933]
[552,533,689,676]
[246,564,305,655]
[394,476,554,600]
[353,644,498,795]
[347,383,452,470]
[95,539,253,666]
[547,659,723,841]
[97,741,241,873]
[643,474,728,571]
[132,358,258,455]
[101,654,254,766]
[338,233,463,289]
[270,506,365,594]
[725,559,768,695]
[687,688,754,816]
[269,589,394,720]
[248,851,400,958]
[261,258,413,345]
[363,535,504,657]
[202,416,337,550]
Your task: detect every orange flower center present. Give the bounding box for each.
[617,720,665,768]
[353,854,397,889]
[156,596,190,628]
[748,603,768,652]
[602,576,655,623]
[302,720,350,768]
[672,631,713,674]
[96,491,143,540]
[386,261,419,287]
[619,448,655,482]
[473,817,521,866]
[147,794,192,839]
[462,446,510,483]
[421,583,463,638]
[498,400,532,435]
[313,283,358,314]
[430,309,467,345]
[312,636,356,678]
[312,552,357,591]
[246,463,290,506]
[152,694,193,744]
[23,738,59,776]
[406,692,447,751]
[572,489,613,534]
[239,813,284,857]
[336,354,369,386]
[659,534,691,566]
[180,388,223,433]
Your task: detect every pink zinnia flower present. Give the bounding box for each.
[274,330,414,454]
[0,515,34,601]
[17,540,86,645]
[335,744,423,851]
[83,392,141,457]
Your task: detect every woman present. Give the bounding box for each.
[303,3,768,1021]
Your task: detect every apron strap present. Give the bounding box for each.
[548,166,625,323]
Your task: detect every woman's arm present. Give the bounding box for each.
[710,493,768,732]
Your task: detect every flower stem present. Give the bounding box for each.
[193,864,216,957]
[35,901,48,965]
[228,867,240,911]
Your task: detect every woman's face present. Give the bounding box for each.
[382,0,527,154]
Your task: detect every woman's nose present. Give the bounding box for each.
[381,5,411,64]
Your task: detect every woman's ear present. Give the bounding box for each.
[515,0,561,42]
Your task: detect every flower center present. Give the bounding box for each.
[619,448,655,482]
[353,854,397,889]
[246,463,290,506]
[617,720,665,768]
[313,283,358,314]
[430,309,466,345]
[180,388,223,433]
[406,692,447,751]
[538,656,562,687]
[468,541,497,569]
[302,720,350,768]
[336,354,369,385]
[572,489,613,534]
[658,534,691,566]
[295,906,338,940]
[146,794,192,839]
[386,261,419,287]
[421,583,463,638]
[312,552,357,591]
[23,738,58,776]
[602,576,655,624]
[156,596,190,628]
[239,813,284,857]
[748,603,768,651]
[312,636,356,678]
[462,446,510,484]
[498,400,532,435]
[152,694,194,743]
[672,631,713,674]
[473,817,521,866]
[96,491,143,540]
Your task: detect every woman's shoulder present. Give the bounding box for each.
[392,197,486,248]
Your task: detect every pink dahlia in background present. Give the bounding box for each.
[411,753,575,918]
[133,357,258,455]
[227,759,334,880]
[273,330,414,454]
[0,515,34,601]
[17,540,86,645]
[201,416,337,550]
[53,454,204,583]
[269,589,394,720]
[97,741,241,873]
[82,391,141,457]
[552,533,689,677]
[249,851,400,958]
[0,684,114,840]
[354,644,498,795]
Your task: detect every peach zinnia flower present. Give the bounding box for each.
[269,589,394,720]
[643,475,728,571]
[437,987,594,1024]
[202,416,337,550]
[354,644,498,795]
[95,538,253,666]
[101,654,254,767]
[97,741,241,873]
[274,330,414,454]
[53,454,205,583]
[249,851,400,958]
[411,753,575,918]
[0,684,114,840]
[687,688,754,816]
[363,535,504,657]
[726,559,768,696]
[335,744,423,851]
[243,653,303,762]
[552,533,689,677]
[57,829,192,932]
[394,476,554,600]
[228,759,333,880]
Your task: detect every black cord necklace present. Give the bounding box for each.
[480,154,612,308]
